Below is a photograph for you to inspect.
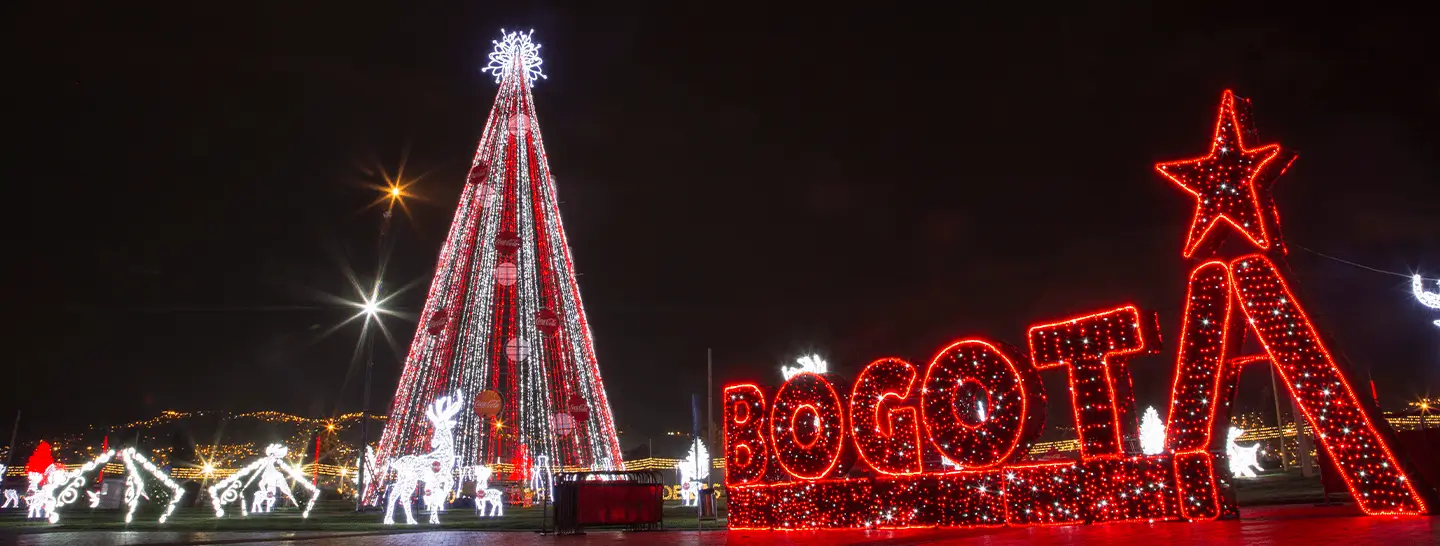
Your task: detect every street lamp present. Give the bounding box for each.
[356,182,403,512]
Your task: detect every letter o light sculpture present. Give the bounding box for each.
[921,339,1046,468]
[770,372,848,479]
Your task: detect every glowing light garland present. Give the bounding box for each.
[1414,274,1440,327]
[48,448,184,524]
[369,29,622,503]
[209,444,320,518]
[722,89,1433,530]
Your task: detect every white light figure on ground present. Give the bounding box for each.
[48,448,184,524]
[24,466,66,520]
[383,392,463,525]
[1140,406,1167,456]
[677,439,710,507]
[781,355,828,381]
[209,444,320,518]
[1414,274,1440,327]
[529,454,554,501]
[469,465,504,517]
[1226,427,1263,478]
[481,29,546,87]
[2,489,20,509]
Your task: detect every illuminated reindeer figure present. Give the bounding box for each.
[1226,427,1263,479]
[469,465,504,517]
[383,391,462,525]
[1414,274,1440,328]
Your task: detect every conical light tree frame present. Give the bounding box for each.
[368,30,622,501]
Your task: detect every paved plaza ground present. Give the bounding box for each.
[7,505,1439,545]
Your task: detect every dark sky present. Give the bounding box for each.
[10,3,1440,449]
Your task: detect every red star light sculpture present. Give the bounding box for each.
[1156,90,1291,258]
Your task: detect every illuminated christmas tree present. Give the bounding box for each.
[1139,406,1165,456]
[368,30,622,501]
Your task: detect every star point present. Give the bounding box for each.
[1156,90,1290,258]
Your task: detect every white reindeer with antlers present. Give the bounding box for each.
[383,391,462,525]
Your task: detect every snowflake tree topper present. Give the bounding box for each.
[482,29,546,87]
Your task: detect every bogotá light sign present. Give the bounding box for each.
[723,90,1435,530]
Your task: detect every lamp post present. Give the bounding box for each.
[356,184,400,511]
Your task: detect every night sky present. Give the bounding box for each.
[10,4,1439,450]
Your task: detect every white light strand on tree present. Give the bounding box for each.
[1414,274,1440,327]
[781,355,828,381]
[1140,406,1166,456]
[209,444,320,518]
[353,445,380,486]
